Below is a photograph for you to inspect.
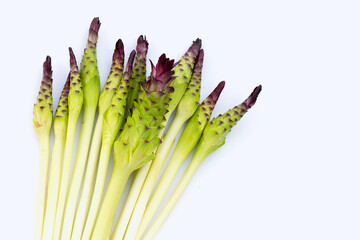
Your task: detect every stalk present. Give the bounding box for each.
[123,50,205,240]
[71,39,125,240]
[61,18,101,240]
[91,54,175,240]
[80,51,136,240]
[136,80,225,239]
[42,76,70,240]
[142,85,262,240]
[33,56,53,240]
[53,48,84,240]
[112,39,202,240]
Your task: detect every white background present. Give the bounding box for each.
[1,0,360,239]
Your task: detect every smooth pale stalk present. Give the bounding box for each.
[123,114,187,240]
[136,129,198,239]
[53,114,80,240]
[91,167,131,240]
[61,107,97,239]
[70,117,102,239]
[34,134,50,240]
[80,139,113,240]
[142,151,204,240]
[42,131,66,240]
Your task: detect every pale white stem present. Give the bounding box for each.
[81,139,113,240]
[42,133,66,240]
[110,164,150,240]
[71,115,103,240]
[61,107,97,240]
[136,149,186,239]
[142,158,202,240]
[34,134,50,240]
[53,115,79,240]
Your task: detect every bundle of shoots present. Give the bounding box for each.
[61,17,102,240]
[33,56,53,240]
[91,54,175,240]
[112,39,202,240]
[80,50,136,240]
[42,76,70,240]
[53,48,84,240]
[123,49,205,240]
[136,80,225,239]
[71,39,125,240]
[141,85,262,240]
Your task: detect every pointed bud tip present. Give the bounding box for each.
[113,39,125,61]
[207,81,225,104]
[43,56,52,79]
[68,47,77,67]
[125,50,136,73]
[136,35,149,53]
[115,39,124,52]
[194,38,202,47]
[90,17,101,33]
[244,85,262,108]
[195,49,204,68]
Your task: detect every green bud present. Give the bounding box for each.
[33,56,53,136]
[196,85,262,158]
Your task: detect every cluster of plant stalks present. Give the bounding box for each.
[33,17,262,240]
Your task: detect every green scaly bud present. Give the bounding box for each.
[166,38,202,117]
[68,48,84,115]
[197,85,262,158]
[176,49,204,120]
[98,39,125,115]
[126,35,149,113]
[103,50,136,142]
[53,74,70,136]
[33,56,53,136]
[80,17,101,108]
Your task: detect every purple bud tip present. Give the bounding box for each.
[194,38,202,48]
[43,56,52,80]
[195,49,204,68]
[69,47,77,68]
[208,81,225,104]
[115,39,124,52]
[136,35,149,53]
[90,17,101,34]
[113,39,125,61]
[125,50,136,73]
[244,85,262,108]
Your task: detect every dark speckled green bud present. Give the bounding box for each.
[33,56,53,136]
[98,39,125,115]
[68,48,84,115]
[173,81,225,156]
[176,49,204,120]
[126,35,149,113]
[196,85,262,158]
[102,50,136,142]
[165,39,202,118]
[54,74,70,136]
